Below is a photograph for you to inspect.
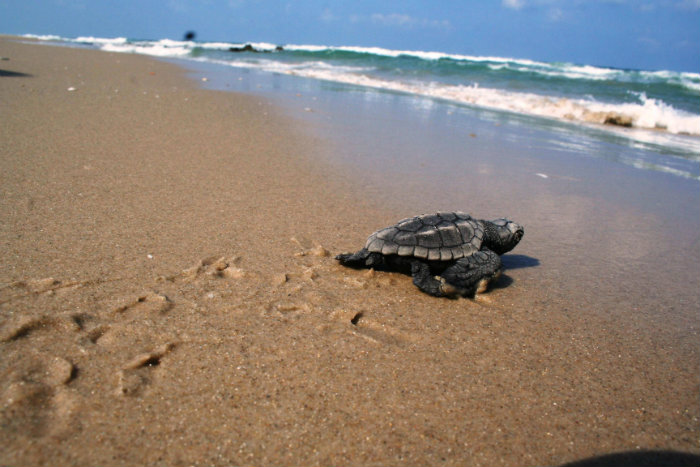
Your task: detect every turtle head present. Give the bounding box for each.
[483,219,524,255]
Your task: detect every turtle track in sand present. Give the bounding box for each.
[1,236,441,444]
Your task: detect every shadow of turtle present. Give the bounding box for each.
[492,273,514,290]
[0,69,32,77]
[558,449,700,467]
[501,254,540,270]
[489,254,538,290]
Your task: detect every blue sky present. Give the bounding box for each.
[2,0,699,72]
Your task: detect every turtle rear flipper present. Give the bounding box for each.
[336,248,385,269]
[441,250,503,297]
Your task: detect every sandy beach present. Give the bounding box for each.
[1,36,699,466]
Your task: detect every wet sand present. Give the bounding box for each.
[1,36,698,466]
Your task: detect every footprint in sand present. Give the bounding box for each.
[0,277,88,304]
[0,311,87,343]
[163,256,247,284]
[116,343,176,396]
[0,352,79,438]
[111,291,174,315]
[290,236,330,258]
[262,301,312,320]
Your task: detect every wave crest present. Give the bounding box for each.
[24,35,700,138]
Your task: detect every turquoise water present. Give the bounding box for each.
[24,34,700,180]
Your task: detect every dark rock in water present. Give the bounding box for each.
[230,44,256,53]
[229,44,285,53]
[604,113,633,127]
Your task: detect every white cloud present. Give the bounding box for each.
[547,7,564,21]
[371,13,414,27]
[360,13,451,30]
[320,8,336,23]
[676,0,700,10]
[501,0,700,16]
[168,0,189,13]
[638,36,660,51]
[503,0,526,10]
[166,0,216,12]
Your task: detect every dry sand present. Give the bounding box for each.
[1,37,698,466]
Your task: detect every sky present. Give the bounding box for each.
[1,0,699,72]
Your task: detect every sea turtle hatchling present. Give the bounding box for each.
[336,212,524,298]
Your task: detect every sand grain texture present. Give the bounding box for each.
[1,37,698,466]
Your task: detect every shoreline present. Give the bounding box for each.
[15,34,700,149]
[1,36,698,466]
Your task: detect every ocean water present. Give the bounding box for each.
[24,34,700,180]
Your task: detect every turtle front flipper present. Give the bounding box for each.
[410,261,460,298]
[441,250,503,297]
[336,248,386,269]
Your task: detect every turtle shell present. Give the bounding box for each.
[364,212,484,261]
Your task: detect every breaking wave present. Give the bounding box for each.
[23,35,700,141]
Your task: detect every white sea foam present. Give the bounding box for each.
[24,35,700,141]
[677,76,700,93]
[198,41,241,50]
[516,63,624,81]
[73,36,128,46]
[286,43,546,69]
[22,33,63,41]
[211,57,700,137]
[29,35,700,90]
[281,44,700,92]
[279,44,700,94]
[283,44,332,53]
[96,38,191,57]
